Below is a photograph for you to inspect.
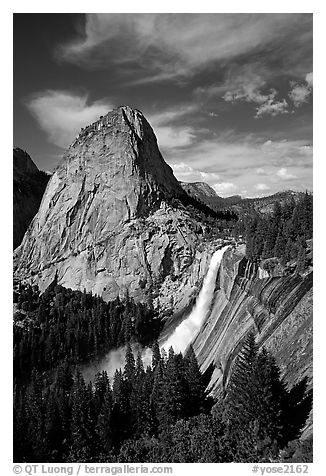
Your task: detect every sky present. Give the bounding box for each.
[13,13,313,197]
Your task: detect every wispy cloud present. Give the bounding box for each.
[147,105,198,149]
[148,105,198,126]
[154,126,196,149]
[57,14,312,82]
[164,135,312,196]
[26,90,113,148]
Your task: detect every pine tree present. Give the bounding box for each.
[135,351,145,379]
[159,414,226,463]
[25,371,46,461]
[124,343,135,384]
[130,351,153,437]
[95,390,112,456]
[68,372,93,462]
[93,371,110,414]
[184,345,206,417]
[56,358,74,393]
[151,341,161,370]
[225,333,258,423]
[14,385,31,461]
[156,348,187,431]
[112,369,130,443]
[273,201,282,223]
[150,360,165,433]
[224,335,288,461]
[296,238,306,274]
[250,349,287,444]
[284,238,293,263]
[44,392,64,461]
[273,233,286,260]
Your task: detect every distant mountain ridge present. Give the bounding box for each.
[238,190,305,214]
[180,181,242,211]
[180,180,304,214]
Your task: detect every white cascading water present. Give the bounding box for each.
[159,245,229,355]
[82,245,229,380]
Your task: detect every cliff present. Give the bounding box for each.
[193,245,313,435]
[13,148,50,249]
[14,107,216,312]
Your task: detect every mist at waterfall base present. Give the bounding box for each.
[81,246,229,382]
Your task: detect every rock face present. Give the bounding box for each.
[181,181,244,211]
[181,181,219,201]
[13,148,50,249]
[193,245,313,436]
[14,107,215,311]
[180,181,225,211]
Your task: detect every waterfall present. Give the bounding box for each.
[159,245,229,355]
[82,245,229,380]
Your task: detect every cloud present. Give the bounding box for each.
[57,14,312,82]
[256,168,266,175]
[255,98,289,118]
[220,66,312,118]
[289,84,311,107]
[224,85,289,117]
[289,72,313,107]
[171,162,222,184]
[148,104,198,127]
[255,183,270,191]
[147,105,198,149]
[276,167,297,180]
[200,171,220,181]
[213,182,236,195]
[171,162,196,179]
[154,126,196,149]
[222,66,269,104]
[169,136,313,173]
[164,135,312,197]
[305,72,313,87]
[26,90,113,148]
[221,65,289,118]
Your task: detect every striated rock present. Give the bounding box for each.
[14,107,214,312]
[193,246,312,411]
[13,148,50,249]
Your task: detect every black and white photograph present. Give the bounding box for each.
[11,9,314,469]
